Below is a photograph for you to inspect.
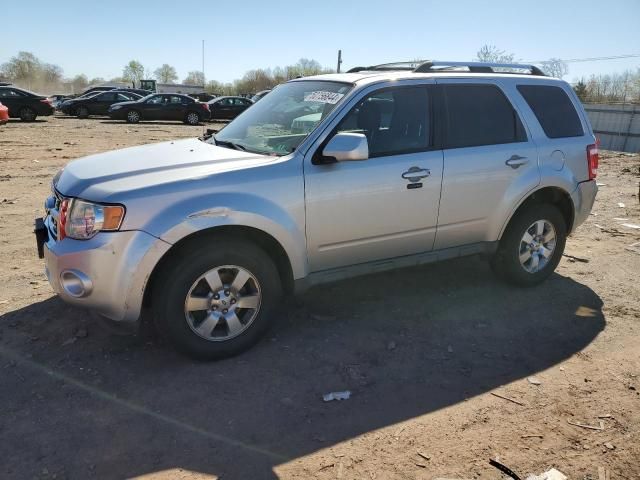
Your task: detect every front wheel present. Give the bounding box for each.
[490,204,567,287]
[152,238,282,360]
[185,111,200,125]
[76,106,89,118]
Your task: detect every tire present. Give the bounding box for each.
[185,111,200,125]
[76,106,89,118]
[19,107,37,122]
[126,110,141,123]
[490,203,566,287]
[152,237,282,360]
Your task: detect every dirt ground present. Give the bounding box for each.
[0,115,639,480]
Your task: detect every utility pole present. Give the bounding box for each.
[202,40,205,86]
[337,50,342,73]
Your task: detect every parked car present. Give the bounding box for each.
[207,96,253,120]
[251,89,271,102]
[37,61,598,360]
[0,86,54,121]
[49,94,70,109]
[108,93,209,124]
[0,102,8,124]
[67,90,143,118]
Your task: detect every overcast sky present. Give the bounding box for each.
[3,0,639,83]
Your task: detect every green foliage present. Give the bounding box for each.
[183,71,205,86]
[154,64,178,84]
[122,60,145,86]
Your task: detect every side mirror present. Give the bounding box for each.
[322,132,369,162]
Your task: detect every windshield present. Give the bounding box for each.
[210,80,352,156]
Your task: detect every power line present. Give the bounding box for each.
[526,54,640,64]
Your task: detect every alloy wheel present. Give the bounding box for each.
[184,265,262,341]
[518,219,557,273]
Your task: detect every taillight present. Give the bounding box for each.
[587,143,599,180]
[59,199,69,240]
[201,103,210,111]
[40,98,52,106]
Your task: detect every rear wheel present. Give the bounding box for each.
[76,106,89,118]
[126,110,141,123]
[19,107,37,122]
[185,111,200,125]
[152,238,282,360]
[490,203,567,286]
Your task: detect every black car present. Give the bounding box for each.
[207,96,253,120]
[0,86,54,121]
[67,90,143,118]
[108,93,210,125]
[251,89,271,102]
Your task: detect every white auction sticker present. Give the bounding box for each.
[304,91,344,104]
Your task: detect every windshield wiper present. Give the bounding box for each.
[213,137,247,151]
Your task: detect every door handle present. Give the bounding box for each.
[505,155,528,168]
[401,166,431,182]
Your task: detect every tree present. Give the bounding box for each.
[41,63,63,84]
[541,58,569,78]
[122,60,145,87]
[154,64,178,83]
[70,74,88,93]
[1,51,41,81]
[573,80,588,101]
[476,45,516,63]
[183,71,205,86]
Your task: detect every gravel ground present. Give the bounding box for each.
[0,115,639,480]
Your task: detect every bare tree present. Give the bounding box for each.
[122,60,145,87]
[541,58,569,78]
[476,45,516,63]
[183,71,205,86]
[154,64,178,83]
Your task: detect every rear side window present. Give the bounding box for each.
[444,85,526,149]
[517,85,583,138]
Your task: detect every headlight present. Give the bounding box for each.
[63,199,125,240]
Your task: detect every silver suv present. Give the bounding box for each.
[36,61,599,359]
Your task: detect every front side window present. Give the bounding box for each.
[211,80,352,156]
[0,89,24,98]
[146,95,164,104]
[444,84,526,149]
[517,85,583,138]
[335,86,431,157]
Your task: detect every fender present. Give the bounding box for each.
[144,191,308,280]
[498,176,577,240]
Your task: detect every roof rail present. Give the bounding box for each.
[347,60,546,76]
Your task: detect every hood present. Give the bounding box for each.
[55,138,274,201]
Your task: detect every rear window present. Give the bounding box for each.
[444,85,526,149]
[517,85,583,138]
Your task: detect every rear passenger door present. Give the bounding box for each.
[93,92,116,115]
[435,80,540,249]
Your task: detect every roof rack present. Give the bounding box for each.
[347,60,546,76]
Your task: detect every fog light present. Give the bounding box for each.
[60,270,93,298]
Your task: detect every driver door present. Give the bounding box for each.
[304,83,444,272]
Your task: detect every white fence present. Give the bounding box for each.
[584,103,640,153]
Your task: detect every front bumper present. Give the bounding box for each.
[571,180,598,232]
[43,218,171,324]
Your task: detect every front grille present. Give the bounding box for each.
[46,191,63,241]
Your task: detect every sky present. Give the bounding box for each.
[2,0,639,84]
